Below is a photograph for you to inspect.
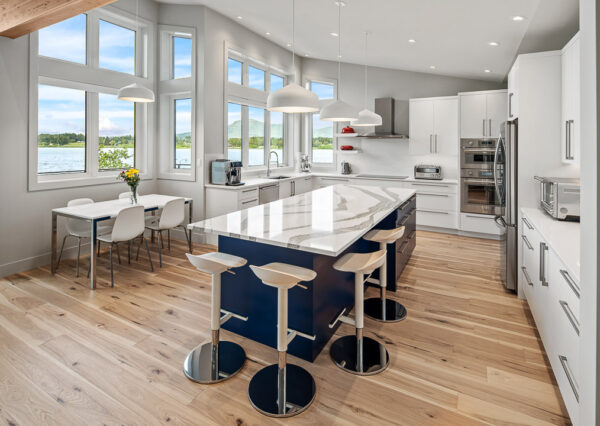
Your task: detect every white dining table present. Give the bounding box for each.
[51,194,193,289]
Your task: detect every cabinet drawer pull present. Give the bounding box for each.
[412,183,449,188]
[521,266,533,286]
[400,200,411,210]
[241,199,258,205]
[521,235,533,250]
[418,192,449,197]
[398,239,410,255]
[559,300,580,336]
[558,355,579,402]
[560,269,580,299]
[260,184,279,190]
[418,209,449,214]
[400,215,411,226]
[408,230,416,240]
[242,188,257,194]
[539,242,548,287]
[522,217,534,230]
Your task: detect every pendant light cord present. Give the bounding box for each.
[337,1,341,100]
[363,31,368,108]
[292,0,296,82]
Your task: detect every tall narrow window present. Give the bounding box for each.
[248,107,265,166]
[98,93,135,170]
[228,103,242,161]
[310,81,334,99]
[228,58,243,84]
[174,98,192,169]
[270,111,284,161]
[312,114,334,163]
[37,84,86,173]
[99,20,135,75]
[38,14,86,64]
[173,36,192,79]
[248,66,265,90]
[270,74,284,92]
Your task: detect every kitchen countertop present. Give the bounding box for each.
[189,184,416,256]
[205,171,458,190]
[521,207,580,282]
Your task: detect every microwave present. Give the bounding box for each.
[534,176,580,221]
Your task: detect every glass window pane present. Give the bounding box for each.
[228,103,242,162]
[175,98,192,169]
[38,14,86,64]
[248,66,265,90]
[228,58,242,84]
[99,20,135,75]
[98,93,135,170]
[270,111,283,162]
[270,74,284,92]
[248,107,265,166]
[310,81,334,100]
[173,36,192,79]
[37,84,86,173]
[312,114,334,163]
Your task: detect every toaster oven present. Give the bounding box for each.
[534,176,580,221]
[414,164,442,180]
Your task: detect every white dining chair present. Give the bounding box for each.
[55,198,112,277]
[144,198,191,266]
[97,205,153,287]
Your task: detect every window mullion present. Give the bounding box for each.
[87,12,99,69]
[264,109,270,166]
[242,105,249,166]
[88,91,99,176]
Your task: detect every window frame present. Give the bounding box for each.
[28,6,155,191]
[304,76,338,167]
[157,25,196,181]
[223,44,291,170]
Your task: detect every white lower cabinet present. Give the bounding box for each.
[460,213,502,236]
[206,186,259,218]
[520,211,580,424]
[294,176,313,194]
[410,182,458,229]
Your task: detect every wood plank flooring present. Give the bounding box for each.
[0,231,571,425]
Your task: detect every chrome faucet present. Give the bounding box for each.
[266,151,279,177]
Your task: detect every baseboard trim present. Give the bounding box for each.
[416,225,501,240]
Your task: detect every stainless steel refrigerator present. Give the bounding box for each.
[494,120,518,292]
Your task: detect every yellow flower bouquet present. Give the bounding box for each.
[118,168,140,204]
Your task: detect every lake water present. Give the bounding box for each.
[38,147,333,173]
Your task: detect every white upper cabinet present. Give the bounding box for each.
[508,58,519,119]
[561,33,580,164]
[409,96,457,155]
[459,90,507,138]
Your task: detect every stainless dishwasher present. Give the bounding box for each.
[259,183,279,204]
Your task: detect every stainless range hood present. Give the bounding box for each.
[360,97,409,139]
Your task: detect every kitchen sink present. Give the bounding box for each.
[266,175,291,179]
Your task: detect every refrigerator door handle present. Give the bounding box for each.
[493,133,503,203]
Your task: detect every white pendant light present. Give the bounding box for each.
[320,0,359,122]
[266,0,319,113]
[117,0,155,103]
[351,32,382,127]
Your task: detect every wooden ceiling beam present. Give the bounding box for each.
[0,0,117,39]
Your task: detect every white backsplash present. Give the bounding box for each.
[335,138,459,179]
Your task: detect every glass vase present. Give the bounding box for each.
[129,186,138,205]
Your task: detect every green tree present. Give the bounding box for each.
[99,148,131,169]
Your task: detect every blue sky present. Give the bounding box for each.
[311,81,334,99]
[39,14,86,63]
[173,37,192,79]
[99,93,134,137]
[228,58,242,84]
[175,98,192,135]
[248,66,264,90]
[99,19,135,74]
[38,84,86,134]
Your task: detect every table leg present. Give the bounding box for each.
[188,200,193,254]
[51,212,57,274]
[151,210,156,243]
[90,219,97,290]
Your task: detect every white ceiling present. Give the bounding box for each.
[157,0,578,82]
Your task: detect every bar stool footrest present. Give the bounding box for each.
[330,335,389,375]
[364,298,407,323]
[248,364,316,418]
[183,340,246,384]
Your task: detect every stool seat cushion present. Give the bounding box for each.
[333,250,387,274]
[250,263,317,289]
[186,252,247,274]
[363,226,405,244]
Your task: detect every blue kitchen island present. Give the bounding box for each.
[188,184,416,362]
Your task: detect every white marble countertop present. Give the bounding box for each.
[205,171,457,190]
[521,207,580,282]
[190,185,416,256]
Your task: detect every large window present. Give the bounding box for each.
[308,80,336,164]
[174,98,192,169]
[173,36,192,79]
[30,9,153,190]
[225,49,288,167]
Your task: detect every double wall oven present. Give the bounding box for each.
[460,138,503,215]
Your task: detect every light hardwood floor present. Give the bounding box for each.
[0,231,571,425]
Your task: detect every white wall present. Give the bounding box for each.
[0,0,159,277]
[301,58,503,177]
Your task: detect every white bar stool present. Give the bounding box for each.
[248,263,317,418]
[184,252,248,384]
[363,226,407,322]
[329,249,389,375]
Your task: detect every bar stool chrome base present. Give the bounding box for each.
[329,335,389,375]
[248,364,316,418]
[183,340,246,384]
[364,297,407,322]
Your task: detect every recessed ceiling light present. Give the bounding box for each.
[484,69,491,73]
[334,0,347,6]
[408,39,416,43]
[512,15,525,21]
[338,54,342,58]
[265,32,271,36]
[488,41,499,47]
[330,32,339,37]
[429,65,436,70]
[236,15,243,20]
[305,53,310,57]
[287,43,292,47]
